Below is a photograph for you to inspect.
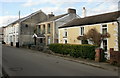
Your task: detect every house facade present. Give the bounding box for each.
[0,27,4,43]
[4,23,19,46]
[59,11,120,59]
[36,8,79,45]
[4,10,47,46]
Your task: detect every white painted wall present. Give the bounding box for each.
[4,23,19,46]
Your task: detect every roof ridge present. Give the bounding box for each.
[83,10,120,19]
[60,11,120,28]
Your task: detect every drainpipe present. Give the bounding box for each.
[18,11,21,47]
[53,21,55,43]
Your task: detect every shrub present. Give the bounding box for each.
[49,44,97,60]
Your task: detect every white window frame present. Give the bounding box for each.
[80,26,84,36]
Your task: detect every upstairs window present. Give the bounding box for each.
[25,24,28,27]
[102,24,107,35]
[43,25,45,34]
[64,29,67,38]
[47,24,51,34]
[37,25,41,33]
[80,27,84,36]
[102,25,107,27]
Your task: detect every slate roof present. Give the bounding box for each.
[47,13,68,21]
[6,10,44,27]
[59,11,120,28]
[37,13,69,25]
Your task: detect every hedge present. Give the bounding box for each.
[49,44,98,60]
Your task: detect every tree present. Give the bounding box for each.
[77,28,110,47]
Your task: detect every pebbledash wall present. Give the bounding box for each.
[59,11,120,59]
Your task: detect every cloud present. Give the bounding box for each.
[0,16,18,27]
[32,7,67,15]
[86,2,118,16]
[0,0,26,2]
[22,0,120,7]
[22,0,40,7]
[1,0,119,27]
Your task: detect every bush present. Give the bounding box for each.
[49,44,98,60]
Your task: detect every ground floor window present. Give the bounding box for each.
[81,40,88,44]
[65,40,67,44]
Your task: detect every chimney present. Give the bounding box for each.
[82,7,86,18]
[48,12,55,18]
[68,8,76,14]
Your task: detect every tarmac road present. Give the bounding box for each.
[2,45,118,76]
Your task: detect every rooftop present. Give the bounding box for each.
[59,11,120,28]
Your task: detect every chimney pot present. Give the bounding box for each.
[48,12,55,18]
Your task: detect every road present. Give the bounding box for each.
[2,45,118,76]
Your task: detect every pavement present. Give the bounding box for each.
[2,45,119,76]
[31,46,119,72]
[51,53,119,72]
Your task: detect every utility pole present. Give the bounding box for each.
[18,10,20,47]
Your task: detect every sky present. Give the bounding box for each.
[0,0,119,27]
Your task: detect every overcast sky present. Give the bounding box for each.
[0,0,119,27]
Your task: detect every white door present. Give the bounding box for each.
[48,36,51,44]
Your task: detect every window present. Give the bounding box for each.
[25,24,28,27]
[64,29,67,38]
[38,25,41,33]
[102,28,107,34]
[47,24,50,34]
[81,40,88,44]
[43,25,45,34]
[65,40,67,44]
[102,25,107,27]
[65,31,67,37]
[102,24,107,34]
[80,27,84,36]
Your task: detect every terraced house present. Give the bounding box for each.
[59,11,120,59]
[35,8,79,45]
[4,10,47,47]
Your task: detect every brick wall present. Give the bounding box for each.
[110,48,120,65]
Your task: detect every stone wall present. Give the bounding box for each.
[19,11,47,46]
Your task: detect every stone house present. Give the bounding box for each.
[0,27,4,43]
[4,10,48,46]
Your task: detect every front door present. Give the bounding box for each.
[48,36,50,45]
[102,39,108,58]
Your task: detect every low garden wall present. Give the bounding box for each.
[110,48,120,66]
